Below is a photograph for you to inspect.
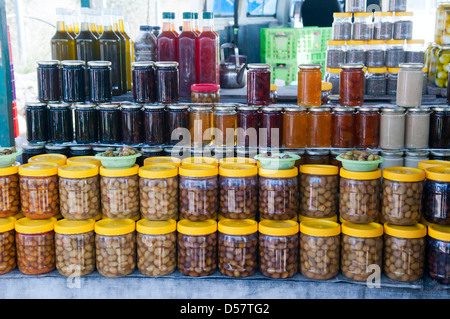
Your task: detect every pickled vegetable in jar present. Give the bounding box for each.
[331,107,355,148]
[259,106,283,149]
[166,104,189,146]
[74,102,98,144]
[435,3,450,46]
[340,64,365,107]
[132,61,156,104]
[37,60,61,103]
[88,61,112,104]
[306,107,332,148]
[352,12,374,41]
[0,163,20,218]
[189,104,213,148]
[48,102,74,144]
[156,62,179,104]
[25,102,49,143]
[366,67,387,96]
[143,104,166,146]
[0,217,16,274]
[247,63,271,106]
[282,106,307,149]
[120,103,144,145]
[404,107,430,149]
[396,63,425,108]
[326,40,346,69]
[423,166,450,226]
[332,12,352,41]
[373,12,394,40]
[212,105,237,147]
[97,103,122,144]
[236,106,260,149]
[297,64,322,107]
[427,224,450,284]
[393,12,413,40]
[379,107,405,150]
[191,84,220,104]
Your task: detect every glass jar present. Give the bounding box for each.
[132,61,156,104]
[404,108,430,149]
[373,12,394,40]
[88,61,112,104]
[177,219,217,277]
[393,12,413,40]
[19,163,60,219]
[406,40,425,64]
[61,60,86,103]
[353,12,373,41]
[366,40,386,68]
[74,102,98,144]
[339,168,381,223]
[213,105,237,147]
[259,167,298,220]
[140,147,165,165]
[299,219,340,280]
[404,151,429,169]
[304,150,330,165]
[365,68,387,96]
[427,224,450,284]
[139,164,178,221]
[37,60,61,103]
[332,12,352,40]
[143,104,166,146]
[97,103,122,144]
[383,223,426,282]
[188,104,212,148]
[423,166,450,225]
[431,150,450,161]
[0,217,16,274]
[380,151,404,170]
[435,3,450,46]
[45,144,70,157]
[155,61,179,104]
[95,218,136,278]
[259,219,299,279]
[345,0,366,12]
[136,218,177,277]
[166,104,190,146]
[58,164,100,220]
[0,164,20,218]
[379,107,405,150]
[22,144,46,164]
[346,40,366,65]
[396,63,425,108]
[428,45,440,85]
[331,107,355,148]
[382,167,425,226]
[54,218,96,277]
[341,222,383,282]
[25,102,49,143]
[386,40,406,68]
[179,164,218,221]
[218,219,258,278]
[68,146,93,158]
[191,84,220,104]
[326,41,346,69]
[429,107,450,149]
[121,103,144,145]
[321,82,332,105]
[306,107,332,148]
[283,106,307,149]
[247,63,271,106]
[259,106,283,149]
[297,64,322,107]
[340,64,365,107]
[299,165,339,218]
[236,106,260,149]
[324,68,341,95]
[48,102,73,144]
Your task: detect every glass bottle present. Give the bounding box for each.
[118,10,134,92]
[193,12,200,35]
[134,26,157,62]
[75,8,100,63]
[88,8,101,38]
[111,9,128,94]
[195,12,220,84]
[51,8,76,61]
[157,12,179,62]
[247,64,271,106]
[178,12,198,98]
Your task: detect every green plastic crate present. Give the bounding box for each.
[265,58,298,85]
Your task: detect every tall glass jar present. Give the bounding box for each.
[236,106,260,149]
[0,217,16,274]
[393,12,413,40]
[155,61,179,104]
[97,103,122,144]
[213,105,237,147]
[74,102,98,144]
[247,64,271,106]
[297,64,322,107]
[48,102,73,144]
[429,107,450,149]
[345,0,366,13]
[306,107,332,148]
[435,2,450,46]
[61,60,86,103]
[166,104,190,146]
[331,107,355,148]
[259,106,283,149]
[346,40,366,65]
[366,67,387,96]
[37,60,61,103]
[373,12,394,40]
[143,104,166,146]
[396,63,425,108]
[423,166,450,226]
[404,108,430,149]
[352,12,374,41]
[332,12,352,40]
[427,224,450,284]
[386,40,406,68]
[282,106,307,148]
[132,61,156,104]
[189,104,213,148]
[87,61,112,104]
[366,40,386,68]
[121,103,144,145]
[326,41,346,69]
[379,107,405,150]
[25,102,49,143]
[340,64,365,107]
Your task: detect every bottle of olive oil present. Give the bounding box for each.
[51,8,76,61]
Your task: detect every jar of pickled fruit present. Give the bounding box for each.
[396,63,425,108]
[429,107,450,149]
[331,107,355,148]
[297,64,322,107]
[435,46,450,88]
[259,106,283,149]
[332,12,352,40]
[236,106,260,149]
[213,104,237,147]
[282,106,307,149]
[435,2,450,45]
[0,163,20,218]
[373,12,394,40]
[393,12,413,40]
[379,107,405,150]
[366,67,387,96]
[25,102,49,143]
[247,63,271,106]
[306,107,332,148]
[326,41,346,69]
[191,84,220,104]
[340,64,365,107]
[423,166,450,225]
[427,224,450,284]
[121,103,144,145]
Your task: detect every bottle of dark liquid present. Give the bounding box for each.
[75,8,100,62]
[195,12,220,84]
[157,12,178,62]
[178,12,197,97]
[51,8,76,61]
[111,9,128,94]
[134,26,157,62]
[193,12,200,35]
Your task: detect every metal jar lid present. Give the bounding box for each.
[399,63,424,69]
[26,101,47,108]
[37,60,60,67]
[213,104,236,112]
[380,151,404,157]
[155,61,179,68]
[143,104,165,110]
[141,146,164,154]
[22,143,46,150]
[308,107,331,112]
[307,149,330,155]
[247,63,271,69]
[340,63,365,69]
[45,144,69,151]
[405,151,430,157]
[237,105,260,111]
[406,107,430,113]
[132,61,155,68]
[120,102,143,110]
[97,103,119,109]
[47,102,71,108]
[70,146,93,151]
[87,61,112,68]
[381,106,405,113]
[431,150,450,156]
[358,106,380,112]
[431,106,450,112]
[284,106,307,112]
[298,64,322,69]
[61,60,86,67]
[261,106,283,112]
[167,104,189,110]
[330,148,350,156]
[74,102,97,109]
[333,107,355,112]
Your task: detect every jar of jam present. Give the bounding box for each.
[166,104,190,146]
[297,64,322,107]
[213,105,237,147]
[259,106,283,149]
[25,102,49,143]
[189,104,213,148]
[423,166,450,225]
[247,63,271,106]
[88,61,112,104]
[74,103,98,144]
[306,107,332,148]
[191,84,220,104]
[379,107,405,150]
[48,102,74,144]
[429,107,450,149]
[236,106,260,149]
[97,103,122,144]
[282,106,307,149]
[143,104,166,146]
[37,60,61,103]
[61,60,86,103]
[155,62,179,104]
[427,224,450,284]
[355,107,380,149]
[340,64,365,107]
[304,149,331,165]
[121,103,144,145]
[331,107,355,148]
[132,61,156,104]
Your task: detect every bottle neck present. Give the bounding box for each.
[56,21,66,32]
[80,22,90,32]
[182,20,193,32]
[202,19,214,32]
[119,19,126,33]
[162,20,171,32]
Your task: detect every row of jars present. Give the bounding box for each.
[2,215,449,284]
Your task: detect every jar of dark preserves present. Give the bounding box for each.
[97,103,122,144]
[429,107,450,149]
[69,146,93,157]
[37,60,61,103]
[166,104,190,146]
[61,60,86,103]
[45,144,70,157]
[155,62,179,104]
[47,102,74,144]
[236,106,260,149]
[340,64,365,107]
[424,166,450,225]
[132,61,156,104]
[25,102,49,143]
[427,224,450,284]
[259,106,283,149]
[331,107,355,148]
[247,64,271,106]
[87,61,112,104]
[121,103,144,145]
[143,104,166,146]
[22,144,46,164]
[74,103,98,144]
[355,107,380,149]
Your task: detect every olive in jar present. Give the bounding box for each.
[0,163,21,218]
[0,217,16,275]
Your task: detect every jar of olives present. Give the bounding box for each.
[427,224,450,284]
[0,163,20,218]
[423,166,450,225]
[0,216,16,275]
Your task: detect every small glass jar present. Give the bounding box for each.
[0,164,20,218]
[21,144,46,164]
[48,102,74,144]
[97,103,122,144]
[352,12,373,41]
[341,222,383,282]
[304,150,330,165]
[74,103,98,144]
[324,68,341,95]
[132,61,156,104]
[259,106,283,149]
[236,106,260,149]
[383,223,426,282]
[346,40,366,65]
[166,104,190,146]
[61,60,86,103]
[379,151,404,170]
[382,167,425,226]
[0,217,16,275]
[427,224,450,284]
[95,218,136,278]
[379,107,405,150]
[299,165,339,218]
[297,64,322,107]
[373,12,394,40]
[423,167,450,225]
[189,104,213,148]
[136,218,177,277]
[100,165,140,219]
[299,219,340,280]
[435,3,450,46]
[404,108,430,149]
[306,107,332,148]
[366,40,386,68]
[25,102,49,143]
[345,0,366,13]
[393,12,413,40]
[339,168,381,224]
[429,107,450,149]
[332,12,352,40]
[121,103,144,145]
[54,218,96,277]
[247,63,271,106]
[37,60,61,103]
[365,68,387,96]
[404,151,429,169]
[396,63,425,108]
[15,217,57,275]
[331,107,355,148]
[406,40,425,64]
[326,40,346,69]
[143,104,166,146]
[213,105,237,147]
[386,67,399,95]
[88,61,112,104]
[282,106,307,149]
[58,164,100,220]
[218,219,258,278]
[191,84,220,104]
[259,219,299,279]
[19,163,60,219]
[340,64,365,107]
[386,40,406,68]
[155,61,179,104]
[177,219,217,277]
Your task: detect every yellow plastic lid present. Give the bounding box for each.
[333,12,352,18]
[407,39,425,45]
[0,217,15,233]
[219,163,258,177]
[15,217,57,234]
[300,164,339,176]
[374,11,393,17]
[143,156,182,167]
[327,40,346,46]
[341,222,383,238]
[19,162,59,177]
[219,157,257,165]
[428,224,450,242]
[321,81,332,91]
[54,218,95,234]
[139,164,178,179]
[177,219,217,235]
[387,39,405,45]
[425,166,450,182]
[419,160,450,171]
[384,223,426,239]
[67,156,102,167]
[270,84,278,91]
[298,214,338,223]
[347,40,366,45]
[0,162,19,176]
[394,11,413,17]
[29,154,67,166]
[388,67,400,73]
[258,220,299,236]
[95,218,136,236]
[58,164,99,178]
[259,167,298,178]
[340,168,381,180]
[299,220,341,237]
[218,219,258,235]
[100,164,139,177]
[136,218,177,235]
[383,167,425,182]
[367,40,385,45]
[368,67,388,73]
[354,12,373,18]
[179,164,218,177]
[181,157,219,167]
